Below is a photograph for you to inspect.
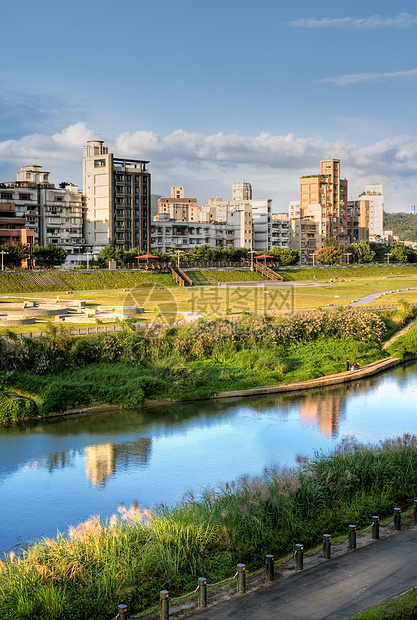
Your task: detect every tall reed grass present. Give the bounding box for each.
[1,435,417,619]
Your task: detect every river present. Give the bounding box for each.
[1,362,417,553]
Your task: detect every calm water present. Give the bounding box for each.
[1,362,417,553]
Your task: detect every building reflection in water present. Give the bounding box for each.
[297,386,352,437]
[84,437,152,486]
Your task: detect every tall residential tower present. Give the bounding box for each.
[83,140,151,251]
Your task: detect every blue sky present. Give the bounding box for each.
[2,0,417,212]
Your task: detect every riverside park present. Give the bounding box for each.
[2,263,417,619]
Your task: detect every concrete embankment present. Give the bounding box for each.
[39,354,414,422]
[210,356,407,401]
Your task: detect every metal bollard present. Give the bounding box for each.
[372,515,380,540]
[414,500,417,522]
[118,603,128,620]
[295,543,303,570]
[198,577,207,608]
[237,563,246,593]
[394,507,401,531]
[160,590,169,620]
[349,525,357,550]
[323,534,331,559]
[265,554,275,581]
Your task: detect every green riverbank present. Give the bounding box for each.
[1,307,408,422]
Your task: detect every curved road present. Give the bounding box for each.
[191,527,417,620]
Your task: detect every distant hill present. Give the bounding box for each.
[383,211,417,241]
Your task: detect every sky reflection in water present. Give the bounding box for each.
[1,362,417,552]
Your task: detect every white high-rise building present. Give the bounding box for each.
[360,184,384,237]
[82,140,151,252]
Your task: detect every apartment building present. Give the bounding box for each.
[0,165,86,267]
[271,213,290,248]
[298,159,369,247]
[346,199,369,243]
[0,202,35,250]
[155,183,271,251]
[83,140,151,252]
[157,187,198,222]
[151,214,238,253]
[359,184,384,237]
[290,218,321,265]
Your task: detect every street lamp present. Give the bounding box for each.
[84,251,92,270]
[387,252,392,265]
[249,250,256,271]
[176,249,184,268]
[0,250,9,271]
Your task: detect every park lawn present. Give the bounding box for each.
[366,289,417,306]
[8,274,417,317]
[297,275,417,298]
[6,287,361,316]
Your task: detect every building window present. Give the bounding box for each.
[94,159,106,167]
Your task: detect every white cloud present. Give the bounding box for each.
[1,125,417,209]
[289,13,417,29]
[0,123,96,164]
[114,130,326,168]
[322,68,417,86]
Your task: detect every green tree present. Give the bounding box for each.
[33,243,67,268]
[389,245,417,263]
[369,242,390,263]
[357,240,375,263]
[0,242,28,269]
[270,247,300,265]
[384,211,417,242]
[315,246,341,265]
[97,246,125,267]
[184,245,212,262]
[58,182,75,189]
[324,236,341,251]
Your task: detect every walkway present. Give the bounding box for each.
[349,287,416,306]
[192,527,417,619]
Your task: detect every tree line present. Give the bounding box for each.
[314,237,417,265]
[93,245,301,268]
[0,242,67,269]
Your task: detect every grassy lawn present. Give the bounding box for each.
[348,587,417,619]
[1,274,417,323]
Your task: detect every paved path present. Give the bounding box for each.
[192,528,417,619]
[349,287,416,306]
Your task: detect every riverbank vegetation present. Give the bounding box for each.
[387,320,417,358]
[348,586,417,619]
[1,306,414,422]
[1,435,417,619]
[1,301,416,422]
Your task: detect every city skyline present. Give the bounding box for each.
[1,0,417,211]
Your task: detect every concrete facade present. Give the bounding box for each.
[154,183,271,251]
[83,140,151,252]
[297,159,369,248]
[0,165,86,268]
[151,216,239,253]
[271,213,290,248]
[360,183,384,237]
